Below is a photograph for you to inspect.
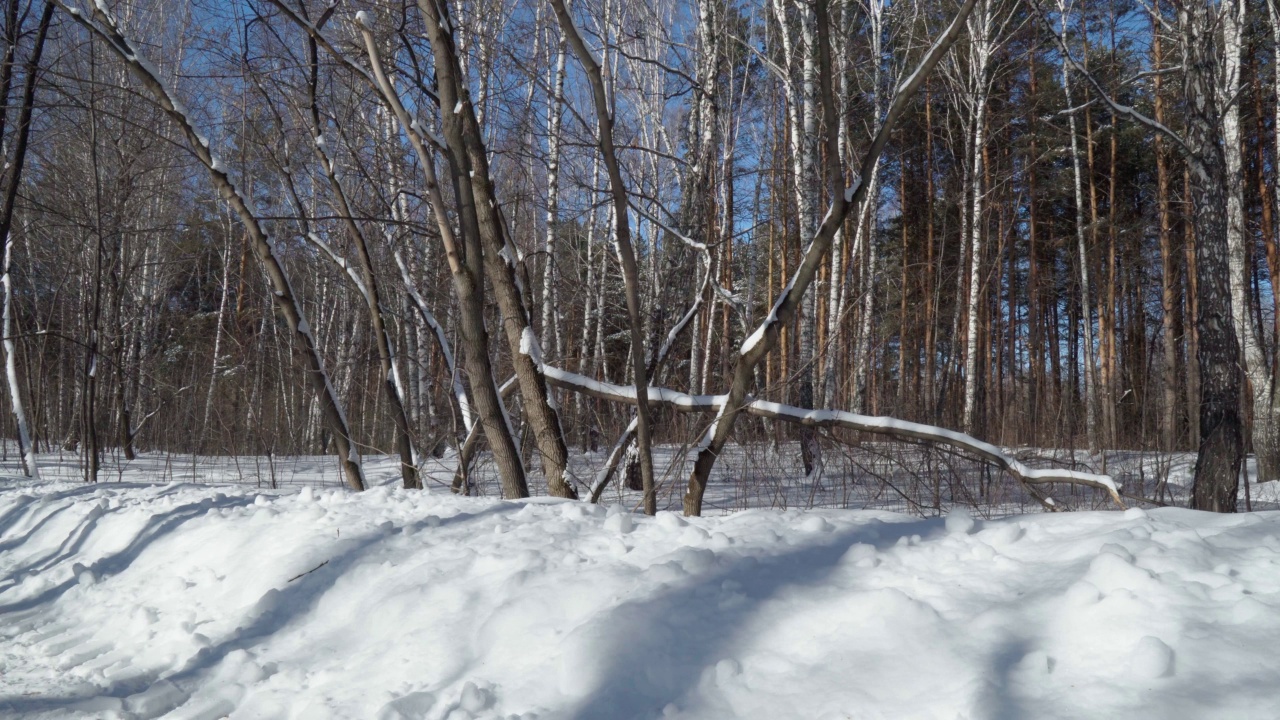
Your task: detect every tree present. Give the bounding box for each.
[1035,0,1244,510]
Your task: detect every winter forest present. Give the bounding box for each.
[0,0,1268,515]
[7,0,1280,716]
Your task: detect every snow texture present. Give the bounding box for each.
[519,327,544,366]
[2,475,1280,718]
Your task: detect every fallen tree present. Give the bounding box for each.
[540,365,1124,510]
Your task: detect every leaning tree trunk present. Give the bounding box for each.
[63,1,366,490]
[351,17,528,498]
[549,0,657,513]
[411,0,576,499]
[682,0,978,515]
[301,31,419,488]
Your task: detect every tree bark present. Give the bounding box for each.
[682,0,977,514]
[1180,0,1244,511]
[549,0,656,511]
[411,1,577,499]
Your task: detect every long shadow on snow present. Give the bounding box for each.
[0,504,126,587]
[0,494,257,614]
[0,483,177,548]
[0,502,521,716]
[0,503,74,556]
[565,515,944,720]
[0,484,124,540]
[0,492,41,538]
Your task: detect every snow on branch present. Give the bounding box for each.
[306,232,370,303]
[541,365,1123,507]
[395,250,473,435]
[1028,0,1190,156]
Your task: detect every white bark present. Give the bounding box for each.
[961,24,990,434]
[201,216,232,445]
[542,31,568,363]
[395,250,474,436]
[1222,0,1275,478]
[3,235,36,478]
[1059,0,1099,452]
[832,0,884,412]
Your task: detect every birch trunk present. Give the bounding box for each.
[1153,4,1179,454]
[542,31,567,362]
[683,0,977,514]
[200,220,231,451]
[959,2,996,433]
[60,2,368,489]
[0,2,51,478]
[1059,0,1099,452]
[3,236,35,477]
[1180,0,1244,510]
[1227,0,1280,483]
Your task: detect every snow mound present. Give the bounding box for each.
[1,480,1279,718]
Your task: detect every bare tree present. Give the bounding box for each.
[683,0,979,515]
[59,0,367,490]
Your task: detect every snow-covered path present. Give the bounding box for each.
[1,480,1279,719]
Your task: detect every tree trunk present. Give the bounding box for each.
[412,0,576,499]
[350,15,528,497]
[1153,4,1179,453]
[550,0,657,511]
[1181,0,1244,511]
[683,0,977,514]
[1060,1,1099,452]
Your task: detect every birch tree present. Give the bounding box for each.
[58,0,368,491]
[683,0,979,515]
[1035,0,1244,509]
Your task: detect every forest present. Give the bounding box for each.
[0,0,1266,514]
[9,0,1280,716]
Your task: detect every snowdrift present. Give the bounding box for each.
[2,479,1280,719]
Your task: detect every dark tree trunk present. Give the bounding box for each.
[1181,1,1244,511]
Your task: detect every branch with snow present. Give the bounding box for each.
[395,250,473,436]
[54,0,368,491]
[306,233,369,302]
[1028,0,1190,156]
[541,365,1123,507]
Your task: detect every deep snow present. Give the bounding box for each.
[2,474,1280,719]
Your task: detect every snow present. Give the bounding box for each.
[3,474,1280,718]
[842,177,862,203]
[519,326,543,365]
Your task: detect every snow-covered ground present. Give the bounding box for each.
[12,441,1250,514]
[2,472,1280,719]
